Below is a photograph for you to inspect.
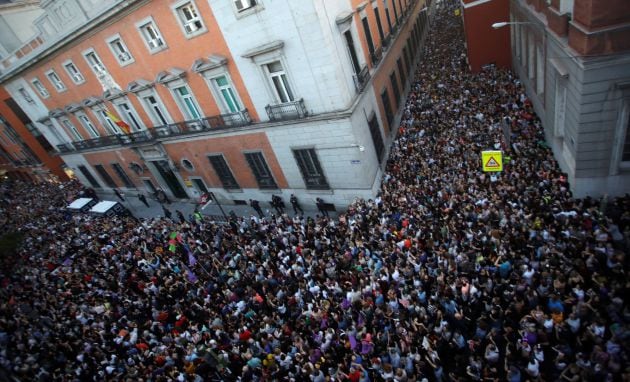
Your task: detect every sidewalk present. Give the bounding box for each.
[95,190,340,221]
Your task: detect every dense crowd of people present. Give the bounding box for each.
[1,1,629,381]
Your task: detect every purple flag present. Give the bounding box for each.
[349,334,357,350]
[188,251,197,267]
[62,258,72,267]
[185,267,198,283]
[184,244,197,267]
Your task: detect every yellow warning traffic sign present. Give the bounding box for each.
[481,150,503,172]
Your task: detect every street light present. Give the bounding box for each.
[492,21,532,29]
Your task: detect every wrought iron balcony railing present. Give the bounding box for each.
[56,143,75,153]
[54,110,252,153]
[265,99,308,121]
[353,65,371,93]
[153,110,251,138]
[382,34,392,49]
[371,46,383,66]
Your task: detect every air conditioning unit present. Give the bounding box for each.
[184,21,201,34]
[147,39,162,49]
[118,52,131,61]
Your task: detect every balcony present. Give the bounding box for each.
[55,110,252,153]
[353,65,371,93]
[73,135,123,150]
[153,110,251,138]
[56,143,75,153]
[371,46,383,66]
[265,99,308,121]
[118,130,154,145]
[382,34,392,49]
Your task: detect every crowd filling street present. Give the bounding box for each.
[1,1,629,381]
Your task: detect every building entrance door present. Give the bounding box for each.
[152,160,188,199]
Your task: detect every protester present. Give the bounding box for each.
[0,2,628,381]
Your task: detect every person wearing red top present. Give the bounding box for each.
[239,327,252,342]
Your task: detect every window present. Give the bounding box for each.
[368,113,385,162]
[181,158,195,171]
[244,152,277,189]
[374,7,385,44]
[622,113,630,162]
[381,88,394,127]
[61,119,83,141]
[213,75,241,113]
[265,61,294,103]
[18,88,34,104]
[97,109,123,135]
[116,101,143,131]
[361,17,376,64]
[390,72,400,106]
[536,45,545,95]
[384,5,393,33]
[76,113,100,138]
[138,19,166,52]
[108,36,134,65]
[397,58,406,86]
[293,148,329,190]
[31,79,50,98]
[94,164,117,188]
[403,46,411,73]
[235,0,257,12]
[175,1,205,36]
[174,86,202,120]
[111,163,134,188]
[46,70,66,92]
[344,30,361,75]
[142,94,170,125]
[84,51,106,75]
[77,165,100,188]
[208,154,239,189]
[528,33,535,79]
[64,61,85,84]
[391,0,399,23]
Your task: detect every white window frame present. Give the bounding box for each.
[60,118,83,141]
[536,45,545,95]
[18,87,35,104]
[171,84,203,120]
[63,60,85,84]
[263,60,295,104]
[31,78,50,98]
[106,34,135,66]
[199,64,244,115]
[138,90,173,126]
[82,49,107,76]
[75,112,100,138]
[45,69,67,92]
[211,74,243,114]
[172,0,207,38]
[113,99,145,131]
[92,107,123,135]
[528,33,535,80]
[611,98,630,173]
[136,17,167,54]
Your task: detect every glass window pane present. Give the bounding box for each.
[215,75,228,86]
[272,76,288,103]
[268,61,283,73]
[281,74,294,101]
[221,89,237,113]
